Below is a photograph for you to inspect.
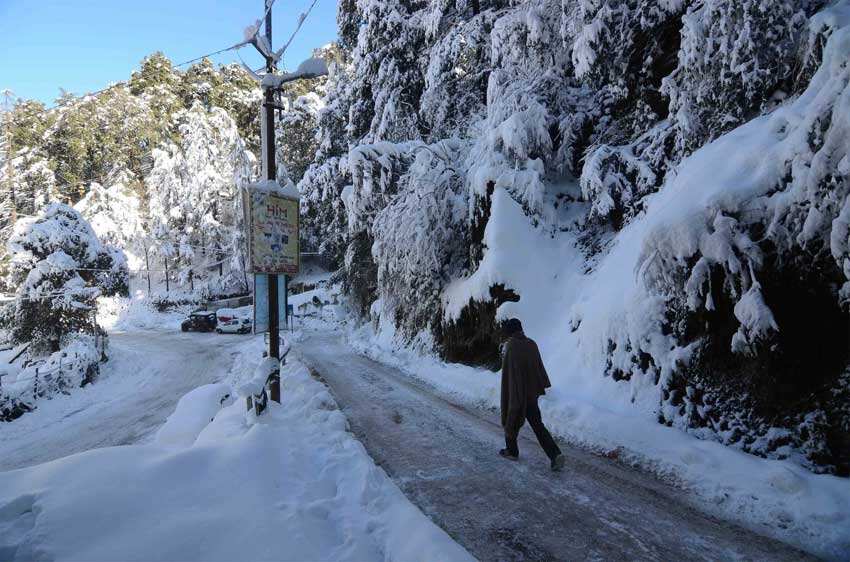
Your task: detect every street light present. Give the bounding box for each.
[261,57,329,89]
[246,9,329,411]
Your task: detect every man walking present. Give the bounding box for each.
[499,318,565,471]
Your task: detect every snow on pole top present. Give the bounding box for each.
[246,179,300,201]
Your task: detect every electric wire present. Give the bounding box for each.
[274,0,321,64]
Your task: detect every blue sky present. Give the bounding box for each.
[0,0,339,106]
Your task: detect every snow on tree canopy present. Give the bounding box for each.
[6,203,127,349]
[297,0,850,476]
[2,203,126,420]
[573,0,850,473]
[74,181,145,269]
[146,102,256,295]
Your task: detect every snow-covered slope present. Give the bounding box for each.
[300,0,850,479]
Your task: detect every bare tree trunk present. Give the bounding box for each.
[144,246,152,295]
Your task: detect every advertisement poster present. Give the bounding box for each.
[254,273,287,334]
[245,185,299,275]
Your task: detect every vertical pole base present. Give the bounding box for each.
[269,370,281,403]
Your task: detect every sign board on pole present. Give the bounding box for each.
[243,181,300,275]
[254,273,287,334]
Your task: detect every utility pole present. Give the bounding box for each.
[246,1,326,411]
[263,0,281,403]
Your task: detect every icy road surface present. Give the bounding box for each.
[298,331,812,562]
[0,330,245,472]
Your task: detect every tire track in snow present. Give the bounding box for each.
[0,330,247,472]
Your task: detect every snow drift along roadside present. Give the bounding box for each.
[0,357,474,562]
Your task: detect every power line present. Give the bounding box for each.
[174,43,250,69]
[274,0,321,64]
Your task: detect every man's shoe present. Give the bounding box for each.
[551,454,565,472]
[499,449,519,461]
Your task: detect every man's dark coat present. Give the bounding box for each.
[500,332,552,430]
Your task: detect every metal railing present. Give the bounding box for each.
[246,338,290,416]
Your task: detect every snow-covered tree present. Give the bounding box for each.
[146,103,255,295]
[344,0,426,143]
[6,203,127,352]
[663,0,809,156]
[371,140,470,336]
[297,54,356,264]
[45,86,158,203]
[7,150,58,217]
[215,63,263,154]
[180,58,223,110]
[74,180,145,268]
[129,51,184,126]
[276,93,323,184]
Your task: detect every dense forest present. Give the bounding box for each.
[0,51,330,296]
[297,0,850,475]
[2,0,849,475]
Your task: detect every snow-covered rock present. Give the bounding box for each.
[154,383,234,448]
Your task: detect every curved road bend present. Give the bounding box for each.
[0,330,246,472]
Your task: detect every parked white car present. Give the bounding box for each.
[215,318,252,335]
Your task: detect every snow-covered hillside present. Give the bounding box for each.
[298,0,850,476]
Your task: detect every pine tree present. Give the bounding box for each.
[129,52,185,145]
[276,93,323,184]
[180,58,224,110]
[214,63,262,153]
[6,203,127,352]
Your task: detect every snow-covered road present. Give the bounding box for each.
[0,330,247,472]
[297,331,813,562]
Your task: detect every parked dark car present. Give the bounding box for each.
[181,311,218,333]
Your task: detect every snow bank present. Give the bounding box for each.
[443,185,584,324]
[0,357,473,562]
[0,334,102,421]
[154,383,234,448]
[97,295,189,332]
[236,356,278,398]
